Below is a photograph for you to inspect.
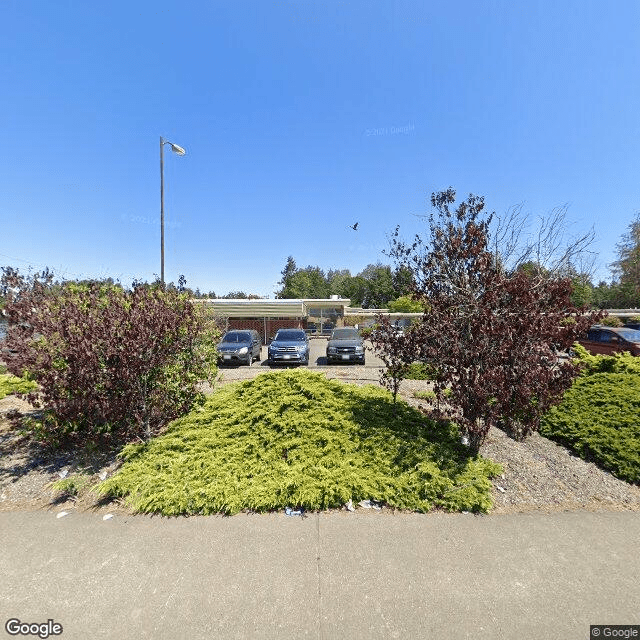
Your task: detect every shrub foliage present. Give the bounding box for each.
[98,370,502,515]
[2,269,218,444]
[540,345,640,484]
[600,315,624,327]
[0,373,37,400]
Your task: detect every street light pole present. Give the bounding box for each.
[160,136,186,285]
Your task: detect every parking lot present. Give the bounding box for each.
[255,337,384,369]
[214,337,386,386]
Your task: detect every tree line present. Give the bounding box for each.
[197,212,640,309]
[274,257,417,308]
[4,210,638,309]
[583,214,640,308]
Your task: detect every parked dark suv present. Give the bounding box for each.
[217,330,262,366]
[326,327,365,364]
[268,329,310,366]
[577,325,640,357]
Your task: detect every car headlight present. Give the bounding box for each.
[355,346,364,353]
[327,347,336,354]
[297,345,307,352]
[238,347,248,355]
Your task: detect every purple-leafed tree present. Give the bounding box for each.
[368,318,414,407]
[1,268,218,445]
[373,188,603,452]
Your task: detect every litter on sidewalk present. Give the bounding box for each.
[357,499,383,510]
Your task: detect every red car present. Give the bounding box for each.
[577,325,640,356]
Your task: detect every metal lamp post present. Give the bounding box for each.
[160,136,186,285]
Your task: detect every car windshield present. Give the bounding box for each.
[615,328,640,343]
[275,330,305,341]
[222,332,251,343]
[331,328,359,340]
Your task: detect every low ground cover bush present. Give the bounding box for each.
[98,370,502,515]
[540,345,640,484]
[50,473,92,497]
[600,315,624,327]
[404,363,437,380]
[413,388,451,401]
[0,373,37,400]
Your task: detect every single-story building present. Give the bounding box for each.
[193,297,352,342]
[192,297,426,342]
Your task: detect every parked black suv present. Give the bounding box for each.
[326,327,365,364]
[217,330,262,366]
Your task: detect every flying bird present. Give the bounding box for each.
[349,222,359,231]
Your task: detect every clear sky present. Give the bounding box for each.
[2,1,639,297]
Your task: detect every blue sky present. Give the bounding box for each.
[2,1,639,297]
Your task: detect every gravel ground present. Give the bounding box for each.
[1,365,639,515]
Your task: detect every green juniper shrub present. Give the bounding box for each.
[50,474,92,497]
[0,373,37,400]
[413,388,451,401]
[98,370,502,516]
[405,363,439,380]
[570,343,640,375]
[540,345,640,484]
[600,315,624,327]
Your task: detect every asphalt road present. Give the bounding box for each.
[1,509,639,640]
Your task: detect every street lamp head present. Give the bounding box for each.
[168,142,186,156]
[159,136,185,286]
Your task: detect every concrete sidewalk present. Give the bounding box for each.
[1,509,638,639]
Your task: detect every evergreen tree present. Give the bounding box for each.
[276,256,298,298]
[611,214,640,307]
